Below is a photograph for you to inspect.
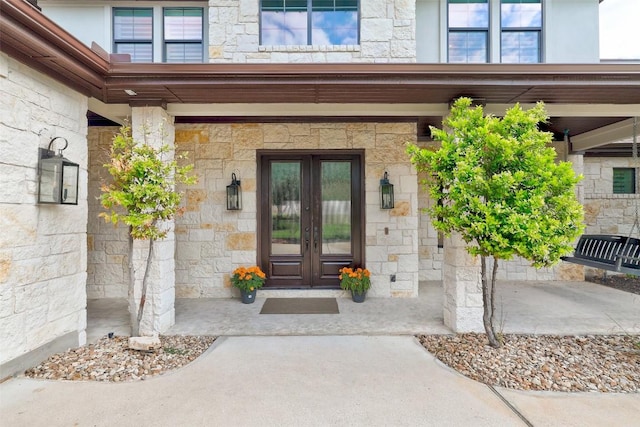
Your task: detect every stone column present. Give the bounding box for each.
[442,233,483,332]
[558,152,586,281]
[568,152,585,206]
[131,106,176,335]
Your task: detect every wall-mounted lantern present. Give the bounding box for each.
[38,137,79,205]
[380,171,394,210]
[226,172,242,210]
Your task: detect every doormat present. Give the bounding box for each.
[260,298,339,314]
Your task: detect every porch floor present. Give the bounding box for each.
[86,280,640,343]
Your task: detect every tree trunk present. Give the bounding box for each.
[491,256,499,339]
[481,255,500,347]
[127,231,139,337]
[137,238,154,334]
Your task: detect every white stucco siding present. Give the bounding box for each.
[0,53,88,369]
[415,0,601,64]
[40,5,110,51]
[544,0,600,63]
[415,0,442,63]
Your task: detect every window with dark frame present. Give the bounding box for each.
[448,0,489,63]
[613,168,636,194]
[113,8,153,63]
[164,8,204,63]
[500,0,542,63]
[260,0,359,46]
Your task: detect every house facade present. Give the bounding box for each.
[1,0,638,378]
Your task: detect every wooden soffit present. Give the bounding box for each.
[2,0,640,108]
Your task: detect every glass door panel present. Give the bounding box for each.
[321,161,351,255]
[271,162,301,255]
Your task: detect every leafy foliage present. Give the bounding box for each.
[231,266,266,292]
[99,125,196,240]
[407,98,584,266]
[339,267,371,294]
[407,98,584,347]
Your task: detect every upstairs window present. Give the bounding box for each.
[113,8,153,62]
[164,8,204,63]
[448,0,489,63]
[501,0,542,63]
[261,0,359,46]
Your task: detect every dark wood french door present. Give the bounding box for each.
[258,151,364,288]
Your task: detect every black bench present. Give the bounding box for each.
[561,234,640,277]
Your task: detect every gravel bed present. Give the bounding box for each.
[588,274,640,295]
[24,333,640,392]
[418,333,640,393]
[25,335,216,382]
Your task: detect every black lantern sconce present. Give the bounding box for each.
[37,137,79,205]
[226,172,242,210]
[380,171,394,209]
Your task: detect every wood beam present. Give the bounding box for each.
[571,118,638,151]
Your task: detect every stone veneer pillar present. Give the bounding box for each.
[131,107,176,335]
[559,152,586,281]
[442,234,483,332]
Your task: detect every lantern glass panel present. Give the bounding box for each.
[38,158,61,203]
[380,183,394,209]
[62,163,79,204]
[227,184,241,210]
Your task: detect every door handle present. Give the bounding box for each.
[313,227,319,252]
[304,227,310,251]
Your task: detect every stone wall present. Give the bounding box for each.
[87,127,128,298]
[583,157,640,236]
[208,0,416,63]
[0,53,88,375]
[173,122,419,298]
[583,156,640,277]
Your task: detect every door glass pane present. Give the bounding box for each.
[271,162,301,255]
[321,161,351,254]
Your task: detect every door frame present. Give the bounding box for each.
[257,149,366,289]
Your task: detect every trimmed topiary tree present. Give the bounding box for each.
[100,124,196,336]
[407,98,584,347]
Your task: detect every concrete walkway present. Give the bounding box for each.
[2,281,639,426]
[2,336,639,426]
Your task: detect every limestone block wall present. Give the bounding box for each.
[0,53,88,373]
[583,156,640,277]
[174,122,419,298]
[208,0,416,63]
[583,157,640,236]
[87,127,129,299]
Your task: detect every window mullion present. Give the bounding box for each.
[307,0,313,45]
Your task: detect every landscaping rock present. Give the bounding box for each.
[129,335,162,351]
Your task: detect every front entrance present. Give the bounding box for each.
[258,151,364,288]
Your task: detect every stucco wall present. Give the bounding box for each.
[544,0,600,63]
[0,53,88,372]
[41,0,601,65]
[416,0,600,64]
